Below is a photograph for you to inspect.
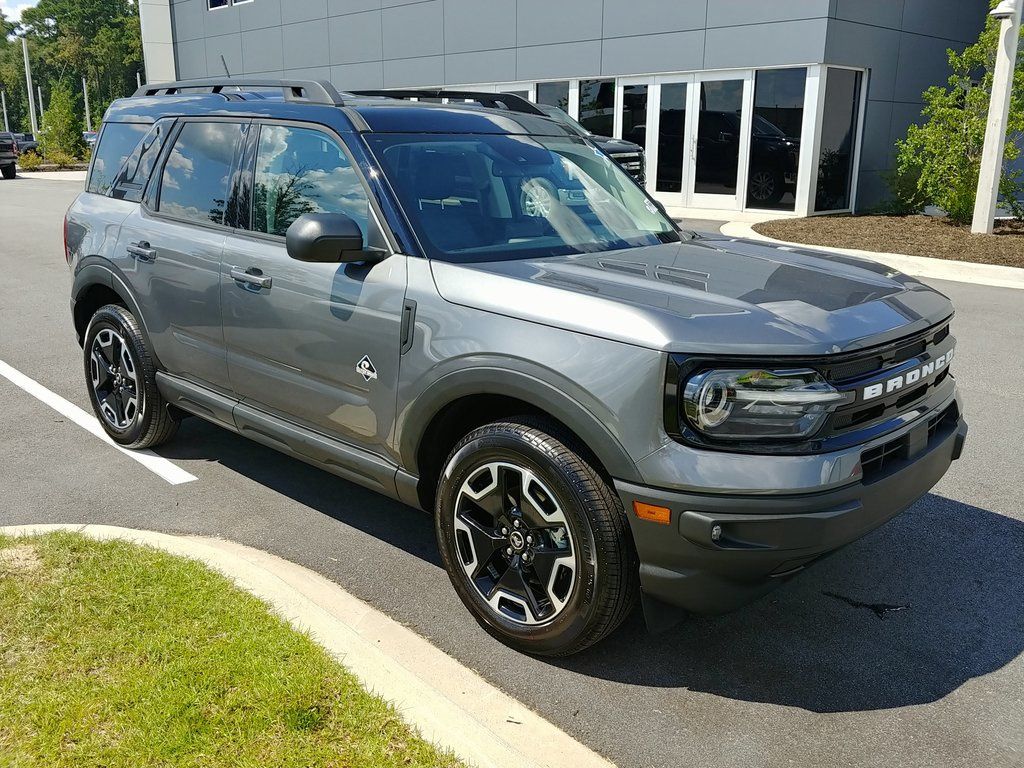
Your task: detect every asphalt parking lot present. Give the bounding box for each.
[2,176,1022,768]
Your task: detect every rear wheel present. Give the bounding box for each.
[435,418,639,656]
[83,304,179,449]
[1,164,15,180]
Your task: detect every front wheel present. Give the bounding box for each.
[435,418,639,656]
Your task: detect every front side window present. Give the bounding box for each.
[87,122,150,195]
[251,124,369,237]
[367,133,679,263]
[157,121,245,225]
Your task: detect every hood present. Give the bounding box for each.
[590,135,644,156]
[430,236,954,356]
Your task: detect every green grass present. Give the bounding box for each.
[0,533,464,768]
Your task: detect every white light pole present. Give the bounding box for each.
[22,37,38,136]
[1,90,9,133]
[82,77,92,132]
[972,0,1023,234]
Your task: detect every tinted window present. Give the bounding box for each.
[747,68,806,211]
[578,79,614,137]
[158,122,245,225]
[815,68,862,212]
[112,119,172,202]
[536,82,570,111]
[656,83,686,193]
[621,84,647,148]
[87,122,149,195]
[252,124,369,237]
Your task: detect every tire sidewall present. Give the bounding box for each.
[83,306,153,446]
[436,428,608,655]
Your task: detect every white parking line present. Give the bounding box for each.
[0,359,197,486]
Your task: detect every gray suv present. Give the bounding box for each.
[66,80,966,656]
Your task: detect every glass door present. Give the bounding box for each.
[646,75,692,207]
[687,73,752,210]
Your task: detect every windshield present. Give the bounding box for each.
[367,133,679,263]
[753,115,788,138]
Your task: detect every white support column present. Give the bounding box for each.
[794,65,826,217]
[972,0,1022,234]
[138,0,177,83]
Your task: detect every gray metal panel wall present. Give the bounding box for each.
[827,0,989,209]
[164,0,991,209]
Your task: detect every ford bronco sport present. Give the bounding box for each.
[66,80,967,656]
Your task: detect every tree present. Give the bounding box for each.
[890,0,1024,223]
[39,81,82,158]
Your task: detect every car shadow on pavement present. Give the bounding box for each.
[160,417,443,567]
[161,420,1022,714]
[551,493,1024,713]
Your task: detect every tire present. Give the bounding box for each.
[748,168,784,205]
[435,418,639,656]
[1,164,14,180]
[83,304,179,449]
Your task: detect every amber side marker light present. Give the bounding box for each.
[633,501,671,525]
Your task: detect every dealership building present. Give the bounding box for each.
[138,0,989,219]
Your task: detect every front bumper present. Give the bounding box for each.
[616,405,967,615]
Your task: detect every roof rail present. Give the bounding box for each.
[350,89,545,116]
[134,79,344,106]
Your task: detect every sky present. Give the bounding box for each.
[1,1,38,23]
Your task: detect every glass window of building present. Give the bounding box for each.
[621,84,648,148]
[694,79,744,196]
[208,0,228,9]
[746,68,806,210]
[578,79,614,137]
[815,68,863,212]
[536,82,570,112]
[656,83,687,193]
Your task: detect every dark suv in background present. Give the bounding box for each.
[66,79,965,656]
[0,133,18,179]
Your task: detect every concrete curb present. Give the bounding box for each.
[16,170,87,181]
[720,221,1024,291]
[0,523,616,768]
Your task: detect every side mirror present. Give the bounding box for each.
[286,213,378,263]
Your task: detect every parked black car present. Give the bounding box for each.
[15,133,39,155]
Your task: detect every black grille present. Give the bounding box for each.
[861,402,959,480]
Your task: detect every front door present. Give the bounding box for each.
[220,122,407,457]
[686,74,751,210]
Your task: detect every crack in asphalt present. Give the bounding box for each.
[824,591,912,619]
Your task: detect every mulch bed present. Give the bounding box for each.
[753,215,1024,269]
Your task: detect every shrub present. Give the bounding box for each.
[890,1,1023,224]
[46,149,77,169]
[39,82,84,159]
[17,150,43,171]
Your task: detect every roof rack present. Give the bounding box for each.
[134,78,344,106]
[350,89,545,116]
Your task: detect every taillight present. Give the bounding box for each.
[64,213,71,265]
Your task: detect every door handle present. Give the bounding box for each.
[230,267,272,290]
[127,242,157,262]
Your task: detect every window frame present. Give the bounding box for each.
[145,116,252,234]
[232,118,397,256]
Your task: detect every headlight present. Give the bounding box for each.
[682,368,852,441]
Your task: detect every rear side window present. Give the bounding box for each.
[87,122,150,195]
[111,120,172,203]
[157,121,245,226]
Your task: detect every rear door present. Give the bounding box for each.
[220,121,407,456]
[114,119,248,395]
